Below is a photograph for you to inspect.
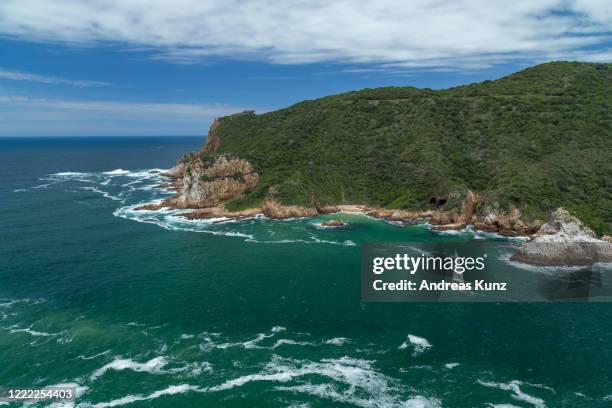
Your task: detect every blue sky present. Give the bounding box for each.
[1,0,611,136]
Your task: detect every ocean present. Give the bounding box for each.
[1,136,611,407]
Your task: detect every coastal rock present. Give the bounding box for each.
[429,190,484,230]
[511,242,612,266]
[160,161,186,179]
[178,206,261,220]
[430,211,461,226]
[321,219,349,227]
[532,208,597,241]
[474,207,542,236]
[163,155,259,209]
[366,208,430,222]
[262,200,318,219]
[511,208,612,265]
[134,203,164,211]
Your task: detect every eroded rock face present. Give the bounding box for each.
[475,208,542,236]
[430,190,485,229]
[261,200,318,219]
[532,208,597,241]
[164,155,259,209]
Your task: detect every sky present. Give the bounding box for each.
[0,0,611,136]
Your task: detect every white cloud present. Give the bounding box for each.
[0,68,110,87]
[0,0,610,69]
[0,95,250,136]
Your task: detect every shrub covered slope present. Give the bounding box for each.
[203,62,611,234]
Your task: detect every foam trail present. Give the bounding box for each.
[324,337,351,346]
[90,384,200,408]
[477,379,547,408]
[90,357,168,380]
[103,169,130,175]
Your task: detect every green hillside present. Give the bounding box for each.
[203,62,612,234]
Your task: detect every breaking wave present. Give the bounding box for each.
[399,334,432,356]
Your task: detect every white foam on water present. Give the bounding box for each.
[477,379,547,408]
[486,404,522,408]
[214,355,442,408]
[166,361,213,377]
[8,325,59,337]
[399,334,432,356]
[81,186,122,202]
[324,337,351,346]
[271,339,316,349]
[208,355,379,392]
[103,169,131,175]
[113,204,257,240]
[90,357,169,380]
[78,350,111,360]
[243,328,284,349]
[88,384,200,408]
[90,356,212,381]
[43,382,90,408]
[53,172,90,177]
[0,299,21,308]
[444,362,459,369]
[0,298,46,308]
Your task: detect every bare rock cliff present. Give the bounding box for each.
[164,155,259,209]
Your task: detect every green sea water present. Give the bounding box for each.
[1,137,611,407]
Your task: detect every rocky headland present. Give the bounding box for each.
[134,62,611,266]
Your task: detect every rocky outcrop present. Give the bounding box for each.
[262,200,318,219]
[511,208,612,265]
[531,208,598,241]
[369,208,432,222]
[163,155,259,209]
[179,206,261,220]
[321,219,349,227]
[473,208,543,237]
[429,191,545,236]
[430,190,485,230]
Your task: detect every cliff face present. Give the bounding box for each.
[202,117,222,154]
[164,155,259,209]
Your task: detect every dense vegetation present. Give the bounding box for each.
[204,62,611,234]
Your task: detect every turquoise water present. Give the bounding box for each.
[1,137,611,407]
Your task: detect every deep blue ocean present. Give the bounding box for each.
[1,137,611,407]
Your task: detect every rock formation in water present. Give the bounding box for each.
[511,208,612,265]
